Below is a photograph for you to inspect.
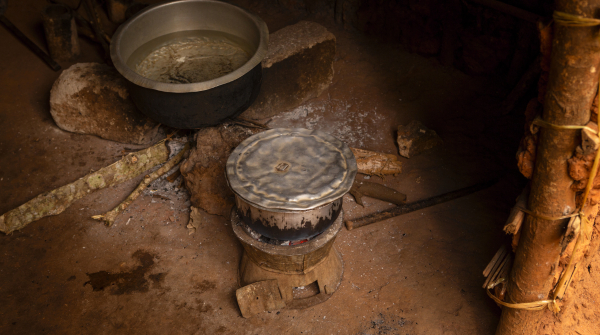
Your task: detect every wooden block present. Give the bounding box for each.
[236,280,286,318]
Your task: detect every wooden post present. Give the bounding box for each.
[42,4,80,62]
[496,1,600,334]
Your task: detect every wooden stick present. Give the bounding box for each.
[0,16,61,71]
[483,244,508,277]
[503,185,529,235]
[0,141,170,234]
[92,143,189,226]
[165,169,181,183]
[484,251,510,289]
[351,148,402,177]
[349,181,407,207]
[82,0,109,59]
[499,258,513,296]
[345,179,498,230]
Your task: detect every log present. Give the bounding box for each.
[42,4,80,62]
[495,1,600,333]
[82,0,109,60]
[350,148,402,177]
[349,181,407,207]
[0,141,169,234]
[106,0,131,23]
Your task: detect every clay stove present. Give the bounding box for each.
[226,128,357,309]
[232,209,344,308]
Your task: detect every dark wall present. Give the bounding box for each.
[274,0,552,82]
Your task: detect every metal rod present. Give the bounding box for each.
[0,15,61,71]
[345,179,498,230]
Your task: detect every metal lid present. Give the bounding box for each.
[226,128,357,211]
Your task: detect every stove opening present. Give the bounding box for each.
[293,281,320,299]
[242,223,320,246]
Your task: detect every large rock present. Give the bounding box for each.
[240,21,336,120]
[180,124,262,217]
[396,120,442,158]
[49,63,160,145]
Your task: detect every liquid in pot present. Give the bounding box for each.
[127,30,253,84]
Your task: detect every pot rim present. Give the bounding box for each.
[234,192,343,214]
[110,0,269,94]
[226,128,358,211]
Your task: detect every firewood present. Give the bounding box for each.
[350,148,402,177]
[92,143,189,226]
[0,141,170,234]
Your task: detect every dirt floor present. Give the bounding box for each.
[1,1,599,335]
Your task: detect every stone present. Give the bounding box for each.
[49,63,160,145]
[240,21,336,120]
[180,124,262,217]
[396,120,442,158]
[236,280,285,318]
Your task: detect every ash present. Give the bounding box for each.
[142,137,190,204]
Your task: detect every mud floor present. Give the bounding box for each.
[1,1,599,334]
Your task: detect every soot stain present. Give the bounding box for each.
[149,272,168,289]
[196,298,213,313]
[193,279,217,294]
[84,250,161,295]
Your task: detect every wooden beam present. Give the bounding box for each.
[495,1,600,334]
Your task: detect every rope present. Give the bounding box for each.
[517,207,578,221]
[532,117,599,135]
[487,10,600,313]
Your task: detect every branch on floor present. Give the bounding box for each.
[92,143,190,227]
[0,140,171,234]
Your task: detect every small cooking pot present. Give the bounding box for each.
[226,128,357,241]
[110,0,268,129]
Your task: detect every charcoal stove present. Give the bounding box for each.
[226,128,356,308]
[231,209,344,308]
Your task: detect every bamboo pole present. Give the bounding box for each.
[495,1,600,334]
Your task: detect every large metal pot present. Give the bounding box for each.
[110,0,268,129]
[226,128,357,241]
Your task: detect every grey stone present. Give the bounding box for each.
[49,63,160,145]
[240,21,336,120]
